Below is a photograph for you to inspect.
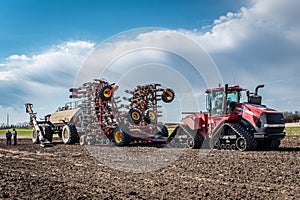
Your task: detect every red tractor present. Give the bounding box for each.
[169,84,285,151]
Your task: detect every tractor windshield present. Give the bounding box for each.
[207,89,241,116]
[227,91,240,103]
[207,90,226,116]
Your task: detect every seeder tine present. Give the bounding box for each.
[123,97,131,101]
[125,90,134,94]
[69,88,78,92]
[69,95,78,99]
[124,105,130,109]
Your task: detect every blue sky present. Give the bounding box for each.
[1,0,300,124]
[0,0,245,59]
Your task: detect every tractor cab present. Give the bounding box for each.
[206,84,243,116]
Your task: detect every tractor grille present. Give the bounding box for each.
[258,113,285,134]
[266,113,285,124]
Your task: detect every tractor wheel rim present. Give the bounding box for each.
[103,88,111,98]
[167,94,173,101]
[115,130,122,143]
[80,136,85,145]
[236,138,246,150]
[132,112,140,120]
[149,112,155,120]
[187,137,194,148]
[63,130,69,140]
[214,139,220,148]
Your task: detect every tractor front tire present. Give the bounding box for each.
[62,124,79,144]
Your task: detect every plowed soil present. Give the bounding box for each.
[0,137,299,200]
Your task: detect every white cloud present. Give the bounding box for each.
[181,0,300,111]
[2,0,300,123]
[0,40,95,121]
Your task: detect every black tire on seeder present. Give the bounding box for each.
[144,109,157,124]
[112,126,131,146]
[157,124,169,137]
[62,124,79,144]
[162,89,175,103]
[128,108,143,125]
[99,84,113,101]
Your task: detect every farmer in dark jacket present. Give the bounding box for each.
[6,130,12,145]
[12,128,17,145]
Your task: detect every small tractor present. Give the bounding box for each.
[25,102,81,147]
[25,79,175,147]
[169,84,286,151]
[70,79,175,146]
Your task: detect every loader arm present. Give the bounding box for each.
[25,103,52,147]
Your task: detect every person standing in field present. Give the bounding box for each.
[6,130,12,145]
[12,128,17,145]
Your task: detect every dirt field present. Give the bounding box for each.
[0,137,299,200]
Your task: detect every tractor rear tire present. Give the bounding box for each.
[43,126,54,142]
[112,126,131,146]
[62,124,79,144]
[32,128,40,144]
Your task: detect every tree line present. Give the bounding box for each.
[0,111,299,129]
[0,122,31,130]
[283,111,300,123]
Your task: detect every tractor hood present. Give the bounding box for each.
[235,103,285,133]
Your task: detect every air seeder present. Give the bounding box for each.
[70,80,175,146]
[169,84,286,151]
[25,102,81,147]
[25,79,175,147]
